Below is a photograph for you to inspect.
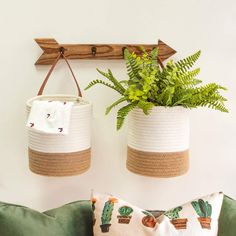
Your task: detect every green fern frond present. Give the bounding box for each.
[138,46,146,53]
[119,80,128,85]
[172,90,192,106]
[181,83,228,112]
[107,69,126,94]
[96,68,125,95]
[117,102,138,130]
[175,50,201,72]
[177,68,201,86]
[124,49,140,80]
[105,97,128,115]
[150,47,158,67]
[211,93,227,102]
[151,47,158,59]
[85,80,119,92]
[194,83,227,97]
[155,86,175,106]
[137,100,154,115]
[199,100,228,112]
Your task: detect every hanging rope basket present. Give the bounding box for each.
[26,50,92,177]
[126,106,189,178]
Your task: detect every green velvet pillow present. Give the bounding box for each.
[218,195,236,236]
[0,200,93,236]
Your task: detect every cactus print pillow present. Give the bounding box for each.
[157,192,224,236]
[92,192,159,236]
[92,192,223,236]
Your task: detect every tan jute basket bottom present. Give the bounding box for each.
[127,146,189,178]
[28,148,91,177]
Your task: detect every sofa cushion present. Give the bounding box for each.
[218,195,236,236]
[0,200,93,236]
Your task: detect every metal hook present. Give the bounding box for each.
[59,47,65,54]
[122,47,126,57]
[91,46,97,56]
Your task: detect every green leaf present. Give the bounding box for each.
[96,68,125,95]
[124,49,141,81]
[85,80,119,93]
[105,97,127,115]
[175,50,201,72]
[117,102,137,130]
[137,100,154,115]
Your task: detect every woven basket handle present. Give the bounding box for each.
[37,49,82,97]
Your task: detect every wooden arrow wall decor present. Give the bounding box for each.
[34,38,177,65]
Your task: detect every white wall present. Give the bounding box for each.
[0,0,235,211]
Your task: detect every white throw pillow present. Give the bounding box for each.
[92,192,223,236]
[156,192,224,236]
[92,192,158,236]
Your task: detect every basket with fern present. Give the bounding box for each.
[85,48,228,177]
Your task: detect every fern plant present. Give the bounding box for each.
[85,48,228,130]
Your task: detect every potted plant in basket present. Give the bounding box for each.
[85,48,228,177]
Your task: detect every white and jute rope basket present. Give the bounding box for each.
[26,50,92,176]
[26,95,92,177]
[127,106,190,177]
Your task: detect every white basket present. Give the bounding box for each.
[26,95,92,176]
[127,106,190,177]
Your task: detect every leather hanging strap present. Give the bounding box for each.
[157,56,164,69]
[37,48,82,97]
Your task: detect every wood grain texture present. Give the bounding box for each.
[35,38,176,65]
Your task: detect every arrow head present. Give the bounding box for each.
[157,40,177,61]
[35,38,60,65]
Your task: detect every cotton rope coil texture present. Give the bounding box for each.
[127,107,190,177]
[28,148,91,177]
